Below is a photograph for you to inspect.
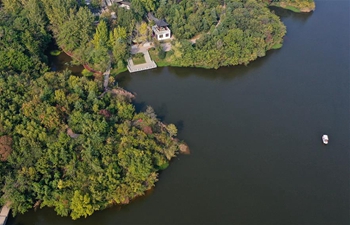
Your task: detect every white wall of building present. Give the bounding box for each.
[152,26,171,41]
[157,31,171,41]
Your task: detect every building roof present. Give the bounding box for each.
[156,20,168,27]
[148,12,168,27]
[148,12,157,21]
[120,1,131,5]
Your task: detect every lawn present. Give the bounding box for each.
[271,43,283,49]
[285,5,301,12]
[132,53,146,65]
[149,49,172,67]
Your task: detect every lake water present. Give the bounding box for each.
[46,43,84,76]
[7,1,349,224]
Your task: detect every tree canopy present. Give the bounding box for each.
[0,70,182,219]
[0,1,181,219]
[153,0,286,68]
[0,0,50,75]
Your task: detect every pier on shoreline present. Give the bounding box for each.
[0,204,10,225]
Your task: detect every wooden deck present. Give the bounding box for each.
[127,50,157,73]
[0,204,10,225]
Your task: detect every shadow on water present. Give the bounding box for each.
[131,100,184,132]
[131,101,147,113]
[270,6,314,22]
[45,41,84,76]
[173,120,184,133]
[117,46,280,88]
[131,101,168,119]
[153,103,168,121]
[167,47,279,80]
[116,66,165,87]
[115,71,132,87]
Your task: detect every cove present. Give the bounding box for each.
[7,0,349,224]
[45,41,84,76]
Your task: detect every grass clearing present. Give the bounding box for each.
[132,53,146,65]
[82,69,94,77]
[270,3,301,13]
[113,67,128,75]
[271,43,283,49]
[285,5,301,12]
[149,49,173,67]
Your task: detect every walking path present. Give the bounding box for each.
[0,204,10,225]
[103,60,111,90]
[161,42,172,52]
[131,43,152,54]
[189,19,221,44]
[131,42,172,54]
[127,41,174,73]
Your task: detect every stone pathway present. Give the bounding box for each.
[161,42,172,52]
[103,60,111,90]
[127,41,174,73]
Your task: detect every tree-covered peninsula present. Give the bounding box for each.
[153,0,287,68]
[0,1,183,220]
[0,69,182,219]
[1,0,314,73]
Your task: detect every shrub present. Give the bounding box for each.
[158,49,166,59]
[134,52,144,59]
[82,69,94,77]
[50,50,61,56]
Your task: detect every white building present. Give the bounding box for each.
[111,12,117,19]
[119,1,131,10]
[105,0,112,6]
[148,13,171,41]
[152,23,171,41]
[104,0,122,7]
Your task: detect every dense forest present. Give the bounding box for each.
[154,0,286,68]
[0,0,51,75]
[0,0,314,220]
[0,69,181,219]
[0,0,313,72]
[0,0,181,220]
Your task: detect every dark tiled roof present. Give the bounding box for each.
[120,1,131,5]
[148,12,168,27]
[156,20,168,27]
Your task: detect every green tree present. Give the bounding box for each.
[70,191,94,220]
[92,20,109,49]
[139,22,148,42]
[166,124,177,137]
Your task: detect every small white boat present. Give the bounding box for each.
[322,134,329,145]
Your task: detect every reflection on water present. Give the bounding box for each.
[117,48,279,86]
[46,42,84,76]
[48,52,84,76]
[270,6,314,22]
[170,48,279,81]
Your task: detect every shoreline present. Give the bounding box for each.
[52,1,313,77]
[61,48,104,75]
[269,2,315,13]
